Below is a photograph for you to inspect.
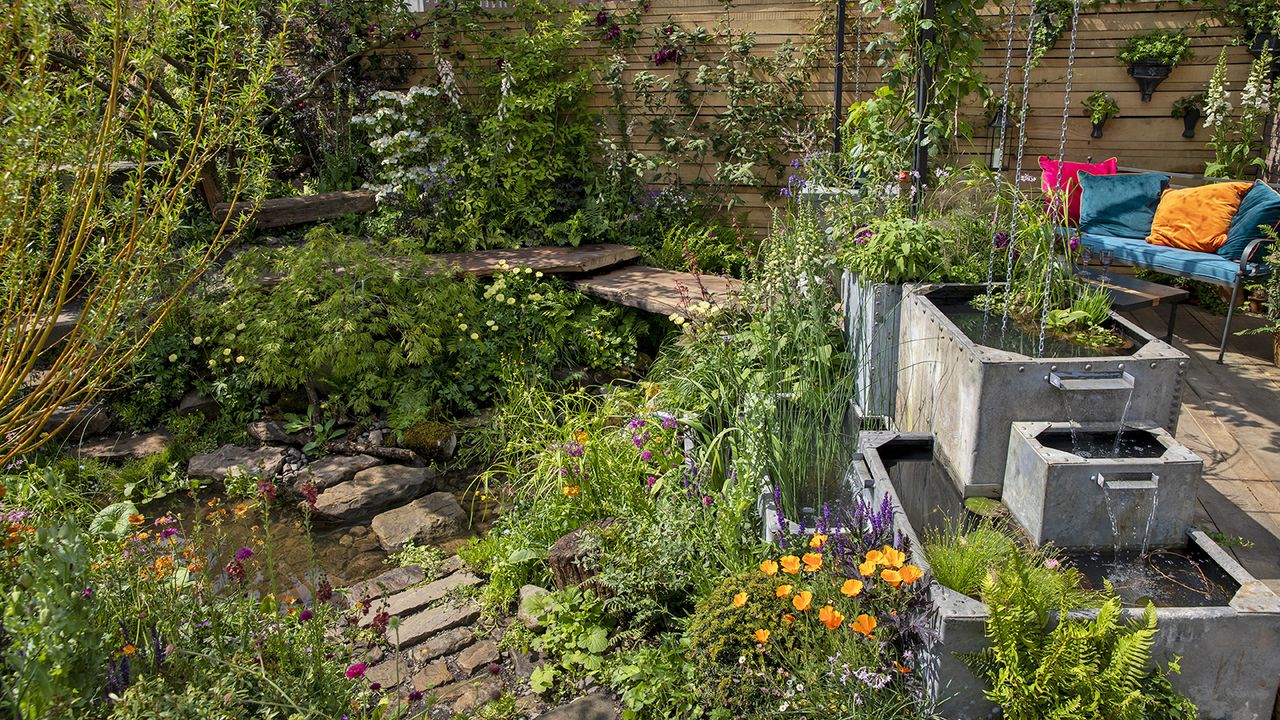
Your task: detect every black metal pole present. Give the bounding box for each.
[911,0,936,216]
[832,0,847,162]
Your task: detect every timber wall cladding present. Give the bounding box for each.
[387,1,1256,231]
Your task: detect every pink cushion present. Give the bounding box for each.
[1039,156,1119,225]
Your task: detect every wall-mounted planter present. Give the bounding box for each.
[894,284,1188,497]
[1129,61,1171,101]
[1090,119,1107,138]
[858,431,1280,720]
[1246,26,1279,57]
[1180,108,1200,138]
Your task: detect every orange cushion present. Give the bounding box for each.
[1146,182,1254,252]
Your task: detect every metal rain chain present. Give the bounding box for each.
[999,5,1042,338]
[982,0,1025,323]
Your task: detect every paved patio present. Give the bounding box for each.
[1128,303,1280,595]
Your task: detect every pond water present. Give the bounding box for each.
[871,437,1238,608]
[1037,428,1165,459]
[941,306,1133,358]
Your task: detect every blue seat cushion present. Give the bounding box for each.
[1078,233,1241,286]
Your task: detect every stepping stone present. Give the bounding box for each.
[343,565,426,606]
[437,676,503,714]
[188,444,286,482]
[248,420,303,446]
[536,693,617,720]
[40,403,113,439]
[409,626,475,662]
[371,491,467,552]
[393,603,480,649]
[438,555,464,577]
[456,640,499,677]
[365,656,411,689]
[309,465,436,524]
[518,585,551,631]
[294,454,383,493]
[515,694,545,717]
[75,430,170,460]
[360,572,482,626]
[411,660,454,691]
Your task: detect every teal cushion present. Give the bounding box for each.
[1219,181,1280,261]
[1077,172,1169,239]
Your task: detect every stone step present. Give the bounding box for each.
[360,572,482,626]
[188,444,286,482]
[536,693,618,720]
[391,602,480,649]
[370,491,467,552]
[408,626,475,662]
[74,430,170,460]
[343,565,426,607]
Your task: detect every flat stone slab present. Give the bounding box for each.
[310,465,435,524]
[40,403,113,439]
[365,656,411,689]
[518,585,551,631]
[343,565,425,606]
[411,660,454,691]
[295,454,383,493]
[437,676,503,714]
[371,491,467,552]
[75,430,170,460]
[409,626,475,662]
[393,603,480,649]
[456,639,499,676]
[188,444,286,482]
[536,693,617,720]
[426,243,638,278]
[360,572,482,626]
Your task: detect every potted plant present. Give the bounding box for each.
[1082,91,1119,138]
[1217,0,1280,55]
[1241,236,1280,367]
[1171,93,1204,138]
[1117,30,1193,101]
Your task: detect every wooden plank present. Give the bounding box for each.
[426,243,640,277]
[215,190,377,229]
[572,265,742,315]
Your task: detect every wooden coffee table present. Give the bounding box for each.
[1076,266,1190,342]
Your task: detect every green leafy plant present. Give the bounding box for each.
[1171,93,1205,119]
[1083,91,1121,124]
[1117,31,1193,67]
[528,587,615,696]
[283,407,345,457]
[1203,49,1276,178]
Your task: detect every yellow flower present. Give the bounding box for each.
[809,532,828,549]
[759,559,778,577]
[851,613,877,637]
[573,429,589,445]
[858,559,877,577]
[507,297,515,305]
[880,545,906,569]
[779,555,801,575]
[753,628,770,644]
[236,356,245,364]
[192,336,202,345]
[864,549,884,565]
[128,514,145,525]
[880,569,903,588]
[841,579,864,597]
[459,324,468,331]
[167,354,178,362]
[471,333,480,340]
[819,604,844,630]
[801,552,823,573]
[223,348,231,356]
[775,584,793,598]
[792,590,813,612]
[732,591,748,608]
[900,565,925,585]
[535,271,543,278]
[121,644,137,655]
[562,485,581,498]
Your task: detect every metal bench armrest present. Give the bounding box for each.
[1240,237,1271,278]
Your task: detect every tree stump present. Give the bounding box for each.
[547,518,616,596]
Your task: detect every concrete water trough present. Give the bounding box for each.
[857,431,1280,720]
[1003,421,1201,550]
[895,284,1189,497]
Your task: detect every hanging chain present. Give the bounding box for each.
[1036,0,1082,358]
[982,0,1022,319]
[1000,8,1039,336]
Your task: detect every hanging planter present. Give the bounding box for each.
[1117,31,1192,102]
[1245,26,1279,56]
[1171,94,1204,139]
[1082,91,1119,139]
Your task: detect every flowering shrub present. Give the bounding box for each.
[1203,48,1275,179]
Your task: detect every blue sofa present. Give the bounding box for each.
[1076,232,1271,363]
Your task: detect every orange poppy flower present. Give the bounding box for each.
[775,584,793,598]
[753,628,770,644]
[573,429,589,445]
[895,661,912,674]
[880,545,905,569]
[858,559,878,577]
[759,559,779,577]
[783,613,796,626]
[863,549,883,565]
[801,552,823,573]
[127,514,145,525]
[779,555,801,575]
[840,579,864,597]
[899,565,924,585]
[809,532,828,549]
[880,569,903,588]
[122,644,137,655]
[562,485,581,498]
[818,604,844,630]
[792,590,813,612]
[851,613,877,637]
[732,591,749,608]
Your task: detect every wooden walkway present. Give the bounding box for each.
[427,244,638,277]
[1126,303,1280,595]
[573,266,742,315]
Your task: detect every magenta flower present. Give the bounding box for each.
[82,587,93,598]
[317,579,333,602]
[640,449,653,462]
[408,690,424,702]
[299,609,314,622]
[345,663,367,679]
[159,527,178,540]
[234,547,254,562]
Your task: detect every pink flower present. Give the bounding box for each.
[345,663,367,679]
[640,449,653,461]
[234,547,254,562]
[81,587,93,598]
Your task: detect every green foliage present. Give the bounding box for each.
[610,635,706,720]
[1083,91,1120,125]
[528,587,615,696]
[965,553,1198,720]
[1214,0,1280,38]
[1117,31,1193,67]
[841,214,956,284]
[637,223,756,277]
[1203,49,1275,179]
[389,543,446,577]
[1171,93,1205,119]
